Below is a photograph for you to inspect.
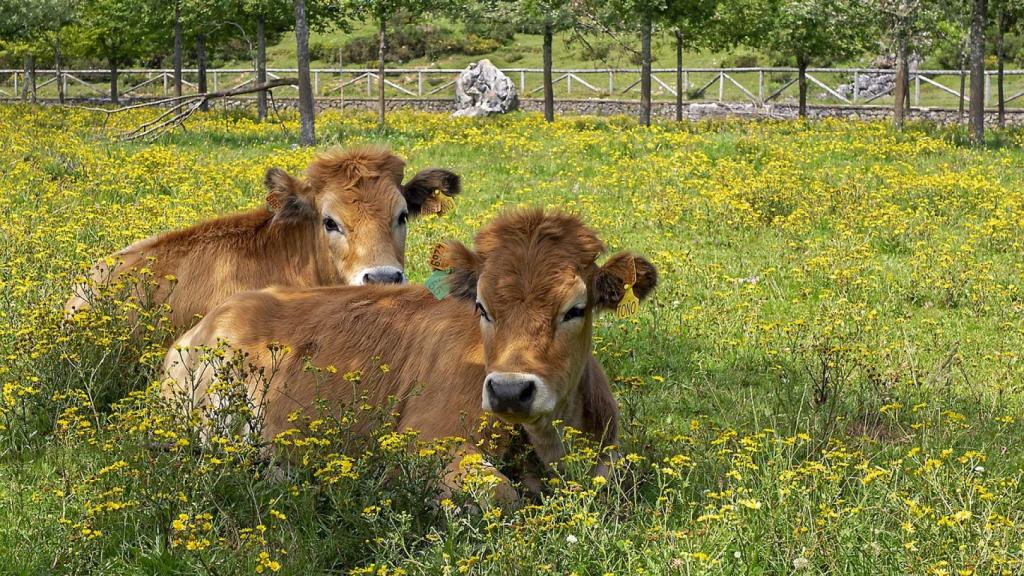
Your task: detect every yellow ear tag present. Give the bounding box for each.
[422,190,455,217]
[615,256,640,319]
[615,284,640,319]
[434,189,455,214]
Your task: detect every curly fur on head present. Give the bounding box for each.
[305,146,407,192]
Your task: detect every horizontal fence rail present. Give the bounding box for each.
[2,67,1023,109]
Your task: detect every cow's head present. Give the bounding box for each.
[442,209,657,426]
[264,146,460,285]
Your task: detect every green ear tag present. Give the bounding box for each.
[425,268,452,299]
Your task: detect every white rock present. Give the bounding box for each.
[453,59,518,118]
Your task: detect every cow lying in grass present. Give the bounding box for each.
[162,209,657,501]
[65,146,461,332]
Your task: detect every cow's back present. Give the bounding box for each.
[164,285,489,442]
[67,210,315,332]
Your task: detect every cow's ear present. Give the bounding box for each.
[265,167,314,221]
[443,240,480,300]
[402,168,461,216]
[593,252,658,311]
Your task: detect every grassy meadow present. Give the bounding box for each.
[1,106,1024,574]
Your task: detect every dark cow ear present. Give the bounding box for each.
[594,252,658,311]
[442,240,480,300]
[402,168,461,216]
[265,167,314,221]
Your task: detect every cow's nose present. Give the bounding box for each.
[361,267,405,285]
[485,374,537,414]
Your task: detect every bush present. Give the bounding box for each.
[720,53,760,68]
[341,14,510,66]
[309,39,339,63]
[464,19,516,44]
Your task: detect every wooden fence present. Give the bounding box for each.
[3,66,1024,109]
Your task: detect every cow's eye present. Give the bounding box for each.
[323,217,342,233]
[396,211,408,227]
[562,306,586,323]
[475,301,492,323]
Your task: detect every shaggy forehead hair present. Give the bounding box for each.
[305,146,406,195]
[474,209,606,303]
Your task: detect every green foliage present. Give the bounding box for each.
[335,14,506,65]
[716,0,877,67]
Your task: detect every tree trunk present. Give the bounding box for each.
[639,14,652,126]
[173,2,183,97]
[293,0,316,145]
[256,14,267,121]
[958,49,967,122]
[543,17,554,123]
[109,57,119,104]
[997,4,1006,128]
[21,57,28,101]
[28,55,36,103]
[969,0,987,146]
[197,34,208,111]
[55,36,64,104]
[797,55,808,119]
[893,34,907,130]
[378,14,386,129]
[675,29,683,122]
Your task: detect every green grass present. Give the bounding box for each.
[1,106,1024,574]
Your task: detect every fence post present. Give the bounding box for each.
[718,72,724,102]
[520,70,525,93]
[162,71,168,96]
[13,71,17,96]
[914,73,920,107]
[567,73,572,95]
[314,70,319,95]
[418,71,423,96]
[608,70,613,94]
[212,70,218,93]
[853,71,859,103]
[758,70,764,102]
[684,71,688,94]
[367,73,371,97]
[985,72,991,107]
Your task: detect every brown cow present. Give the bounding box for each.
[65,146,460,331]
[162,209,657,500]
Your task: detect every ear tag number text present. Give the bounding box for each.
[616,256,640,319]
[616,283,640,319]
[426,243,453,299]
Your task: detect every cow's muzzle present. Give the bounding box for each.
[356,266,406,285]
[483,372,540,416]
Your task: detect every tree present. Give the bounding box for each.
[872,1,949,130]
[665,0,719,121]
[579,0,664,126]
[71,0,159,103]
[0,0,78,103]
[992,0,1022,127]
[293,0,315,144]
[969,0,987,145]
[719,0,875,118]
[335,0,453,130]
[239,0,293,121]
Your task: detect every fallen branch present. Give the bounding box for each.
[66,78,299,142]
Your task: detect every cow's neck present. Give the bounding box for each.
[521,366,586,468]
[267,219,335,285]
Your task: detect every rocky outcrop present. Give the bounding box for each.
[453,59,518,118]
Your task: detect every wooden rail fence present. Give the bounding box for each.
[3,66,1024,109]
